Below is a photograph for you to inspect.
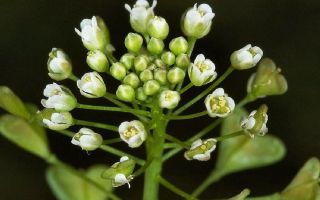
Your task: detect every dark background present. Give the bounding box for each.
[0,0,320,199]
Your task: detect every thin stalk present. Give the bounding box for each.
[164,143,180,149]
[158,176,199,200]
[180,82,193,94]
[215,131,245,142]
[173,66,234,116]
[132,160,152,177]
[49,158,121,200]
[77,103,151,117]
[167,110,207,120]
[102,138,123,145]
[69,73,79,81]
[56,130,145,166]
[75,119,118,132]
[165,134,190,149]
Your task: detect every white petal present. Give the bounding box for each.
[120,156,129,162]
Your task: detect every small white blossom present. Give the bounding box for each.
[47,48,72,81]
[42,111,73,131]
[77,72,106,98]
[182,3,215,38]
[230,44,263,70]
[184,138,217,161]
[241,105,268,138]
[205,88,235,118]
[41,83,77,112]
[71,128,103,151]
[159,90,180,109]
[75,16,109,51]
[188,54,217,86]
[119,120,147,148]
[125,0,157,33]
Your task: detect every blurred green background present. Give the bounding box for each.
[0,0,320,199]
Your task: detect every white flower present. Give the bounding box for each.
[41,83,77,112]
[188,54,217,86]
[205,88,235,118]
[125,0,157,33]
[184,138,217,161]
[47,48,72,81]
[75,16,109,51]
[241,105,268,138]
[182,3,215,38]
[230,44,263,70]
[159,90,180,109]
[71,128,103,151]
[42,111,73,131]
[77,72,106,98]
[119,120,147,148]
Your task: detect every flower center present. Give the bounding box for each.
[210,96,230,114]
[123,127,138,139]
[196,61,208,73]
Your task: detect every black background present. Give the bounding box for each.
[0,0,320,199]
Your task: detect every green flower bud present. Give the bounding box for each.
[71,128,103,151]
[184,138,217,161]
[136,87,148,101]
[116,84,135,102]
[75,16,110,51]
[123,73,140,89]
[241,104,268,138]
[247,58,288,98]
[102,156,135,188]
[167,67,185,84]
[161,51,176,66]
[139,69,154,82]
[120,53,135,70]
[134,55,149,72]
[154,59,166,69]
[154,69,167,85]
[169,37,188,55]
[230,44,263,70]
[110,62,127,80]
[147,16,169,40]
[41,109,73,131]
[86,50,109,72]
[181,4,215,39]
[175,53,190,69]
[147,37,164,55]
[47,48,72,81]
[77,72,106,98]
[41,83,77,112]
[124,33,143,53]
[143,80,160,96]
[159,90,180,109]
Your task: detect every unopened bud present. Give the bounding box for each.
[167,67,185,84]
[154,69,167,85]
[134,55,149,72]
[41,109,73,131]
[161,51,176,66]
[77,72,106,98]
[139,69,154,82]
[47,48,72,81]
[125,33,143,53]
[136,87,148,101]
[230,44,263,70]
[143,80,160,95]
[116,84,135,102]
[147,37,164,55]
[175,53,190,69]
[147,16,169,40]
[120,53,135,70]
[110,62,127,80]
[86,50,109,72]
[169,37,188,55]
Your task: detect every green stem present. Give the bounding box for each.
[165,134,190,149]
[215,131,245,142]
[180,82,193,94]
[164,143,180,149]
[75,119,118,132]
[191,169,225,198]
[102,138,123,145]
[173,66,234,115]
[158,176,198,200]
[57,130,145,166]
[69,73,79,81]
[49,158,121,200]
[132,160,152,177]
[143,103,166,200]
[77,103,151,117]
[167,110,207,120]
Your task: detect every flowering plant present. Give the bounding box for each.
[0,1,319,200]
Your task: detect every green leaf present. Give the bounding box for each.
[229,189,250,200]
[0,86,30,119]
[215,107,286,177]
[46,164,113,200]
[281,157,320,200]
[0,114,50,159]
[247,193,281,200]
